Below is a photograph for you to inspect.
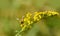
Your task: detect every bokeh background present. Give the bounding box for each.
[0,0,60,36]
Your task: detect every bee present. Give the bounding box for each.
[20,16,25,27]
[20,16,24,24]
[16,16,25,27]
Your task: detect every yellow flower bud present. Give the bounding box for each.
[47,11,59,16]
[39,15,42,19]
[26,13,32,17]
[33,16,38,21]
[28,20,31,25]
[24,18,27,21]
[51,12,59,15]
[47,11,52,16]
[37,18,40,21]
[20,24,24,28]
[30,21,33,24]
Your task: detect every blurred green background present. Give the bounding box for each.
[0,0,60,36]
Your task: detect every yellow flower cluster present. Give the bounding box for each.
[33,12,42,21]
[20,13,33,32]
[24,13,33,24]
[19,10,59,32]
[46,11,59,16]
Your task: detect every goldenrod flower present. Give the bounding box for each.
[26,13,32,18]
[20,24,24,28]
[30,21,33,24]
[33,12,39,21]
[24,18,28,21]
[38,15,42,19]
[37,15,41,21]
[37,18,40,21]
[33,16,38,21]
[47,11,59,16]
[18,10,59,34]
[51,11,59,15]
[47,12,52,16]
[33,16,40,21]
[33,12,42,21]
[27,20,31,25]
[21,25,27,32]
[34,12,39,16]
